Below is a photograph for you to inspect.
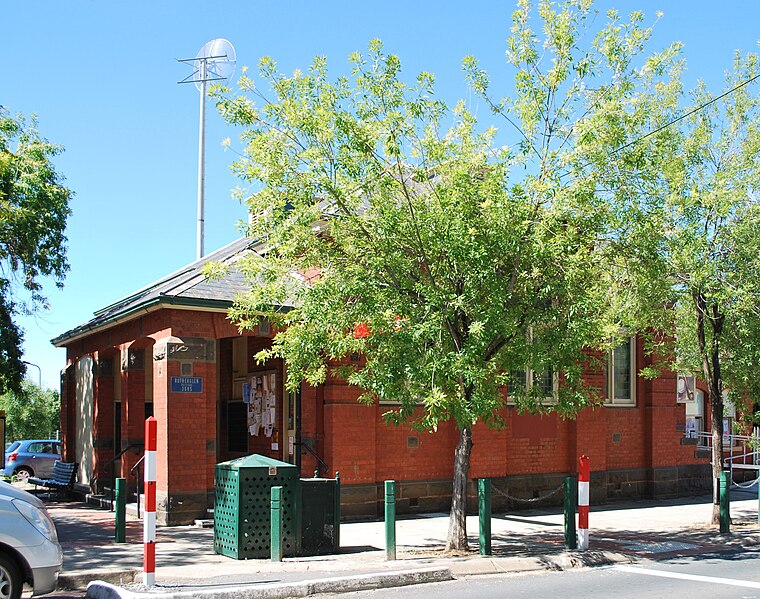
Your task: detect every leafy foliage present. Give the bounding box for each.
[669,53,760,397]
[214,1,681,549]
[638,52,760,521]
[0,109,72,393]
[0,380,60,441]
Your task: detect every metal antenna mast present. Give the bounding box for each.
[178,39,236,261]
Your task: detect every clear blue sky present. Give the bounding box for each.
[4,1,759,389]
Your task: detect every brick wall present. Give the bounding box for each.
[60,307,712,524]
[319,336,710,517]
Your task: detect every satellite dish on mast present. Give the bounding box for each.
[193,38,237,91]
[178,38,237,261]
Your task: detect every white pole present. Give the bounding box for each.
[197,58,207,261]
[143,417,157,587]
[578,455,590,551]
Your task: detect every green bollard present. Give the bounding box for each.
[564,476,577,550]
[335,472,341,552]
[720,471,730,534]
[385,480,396,560]
[271,486,283,561]
[478,478,492,556]
[115,477,126,543]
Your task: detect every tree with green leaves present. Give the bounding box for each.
[0,108,72,394]
[213,1,681,550]
[0,380,60,442]
[643,52,760,524]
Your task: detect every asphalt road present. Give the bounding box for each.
[43,550,760,599]
[320,547,760,599]
[40,590,84,599]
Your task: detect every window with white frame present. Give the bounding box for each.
[606,337,635,406]
[506,326,558,404]
[507,366,557,404]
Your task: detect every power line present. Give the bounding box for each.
[557,69,760,180]
[613,71,760,155]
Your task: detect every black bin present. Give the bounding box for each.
[300,475,340,555]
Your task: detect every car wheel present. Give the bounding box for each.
[0,553,22,599]
[12,468,32,484]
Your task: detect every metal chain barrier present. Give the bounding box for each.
[732,475,760,490]
[491,482,564,504]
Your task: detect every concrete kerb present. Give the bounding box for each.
[59,570,139,590]
[447,550,634,576]
[81,551,635,598]
[85,567,453,599]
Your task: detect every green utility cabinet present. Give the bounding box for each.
[214,454,300,559]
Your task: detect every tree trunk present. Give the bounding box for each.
[695,291,725,525]
[445,425,473,551]
[709,375,724,526]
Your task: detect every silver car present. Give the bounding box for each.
[3,440,61,483]
[0,480,62,597]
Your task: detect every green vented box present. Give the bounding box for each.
[214,454,300,559]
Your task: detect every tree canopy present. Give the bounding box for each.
[0,109,72,394]
[214,1,686,549]
[667,52,760,408]
[0,380,60,442]
[634,51,760,522]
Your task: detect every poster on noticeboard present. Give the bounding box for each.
[676,374,696,404]
[246,372,277,438]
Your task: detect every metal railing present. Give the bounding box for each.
[130,454,144,518]
[693,431,760,477]
[297,440,329,477]
[102,443,142,510]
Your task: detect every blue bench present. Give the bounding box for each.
[29,460,78,499]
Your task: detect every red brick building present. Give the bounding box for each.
[53,238,711,525]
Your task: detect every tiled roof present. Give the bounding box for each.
[52,237,260,346]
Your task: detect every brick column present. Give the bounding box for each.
[120,347,147,481]
[92,353,116,493]
[643,348,682,497]
[575,402,608,506]
[153,337,217,525]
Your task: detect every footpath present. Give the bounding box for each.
[44,487,760,599]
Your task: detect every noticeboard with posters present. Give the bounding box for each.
[245,372,277,439]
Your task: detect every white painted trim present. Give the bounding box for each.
[143,512,156,542]
[144,451,157,482]
[578,481,590,505]
[577,529,589,550]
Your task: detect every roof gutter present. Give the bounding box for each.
[51,296,233,348]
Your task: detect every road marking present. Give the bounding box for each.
[614,565,760,588]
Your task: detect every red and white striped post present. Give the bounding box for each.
[577,454,590,550]
[143,417,157,587]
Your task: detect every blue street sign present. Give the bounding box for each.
[171,376,203,393]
